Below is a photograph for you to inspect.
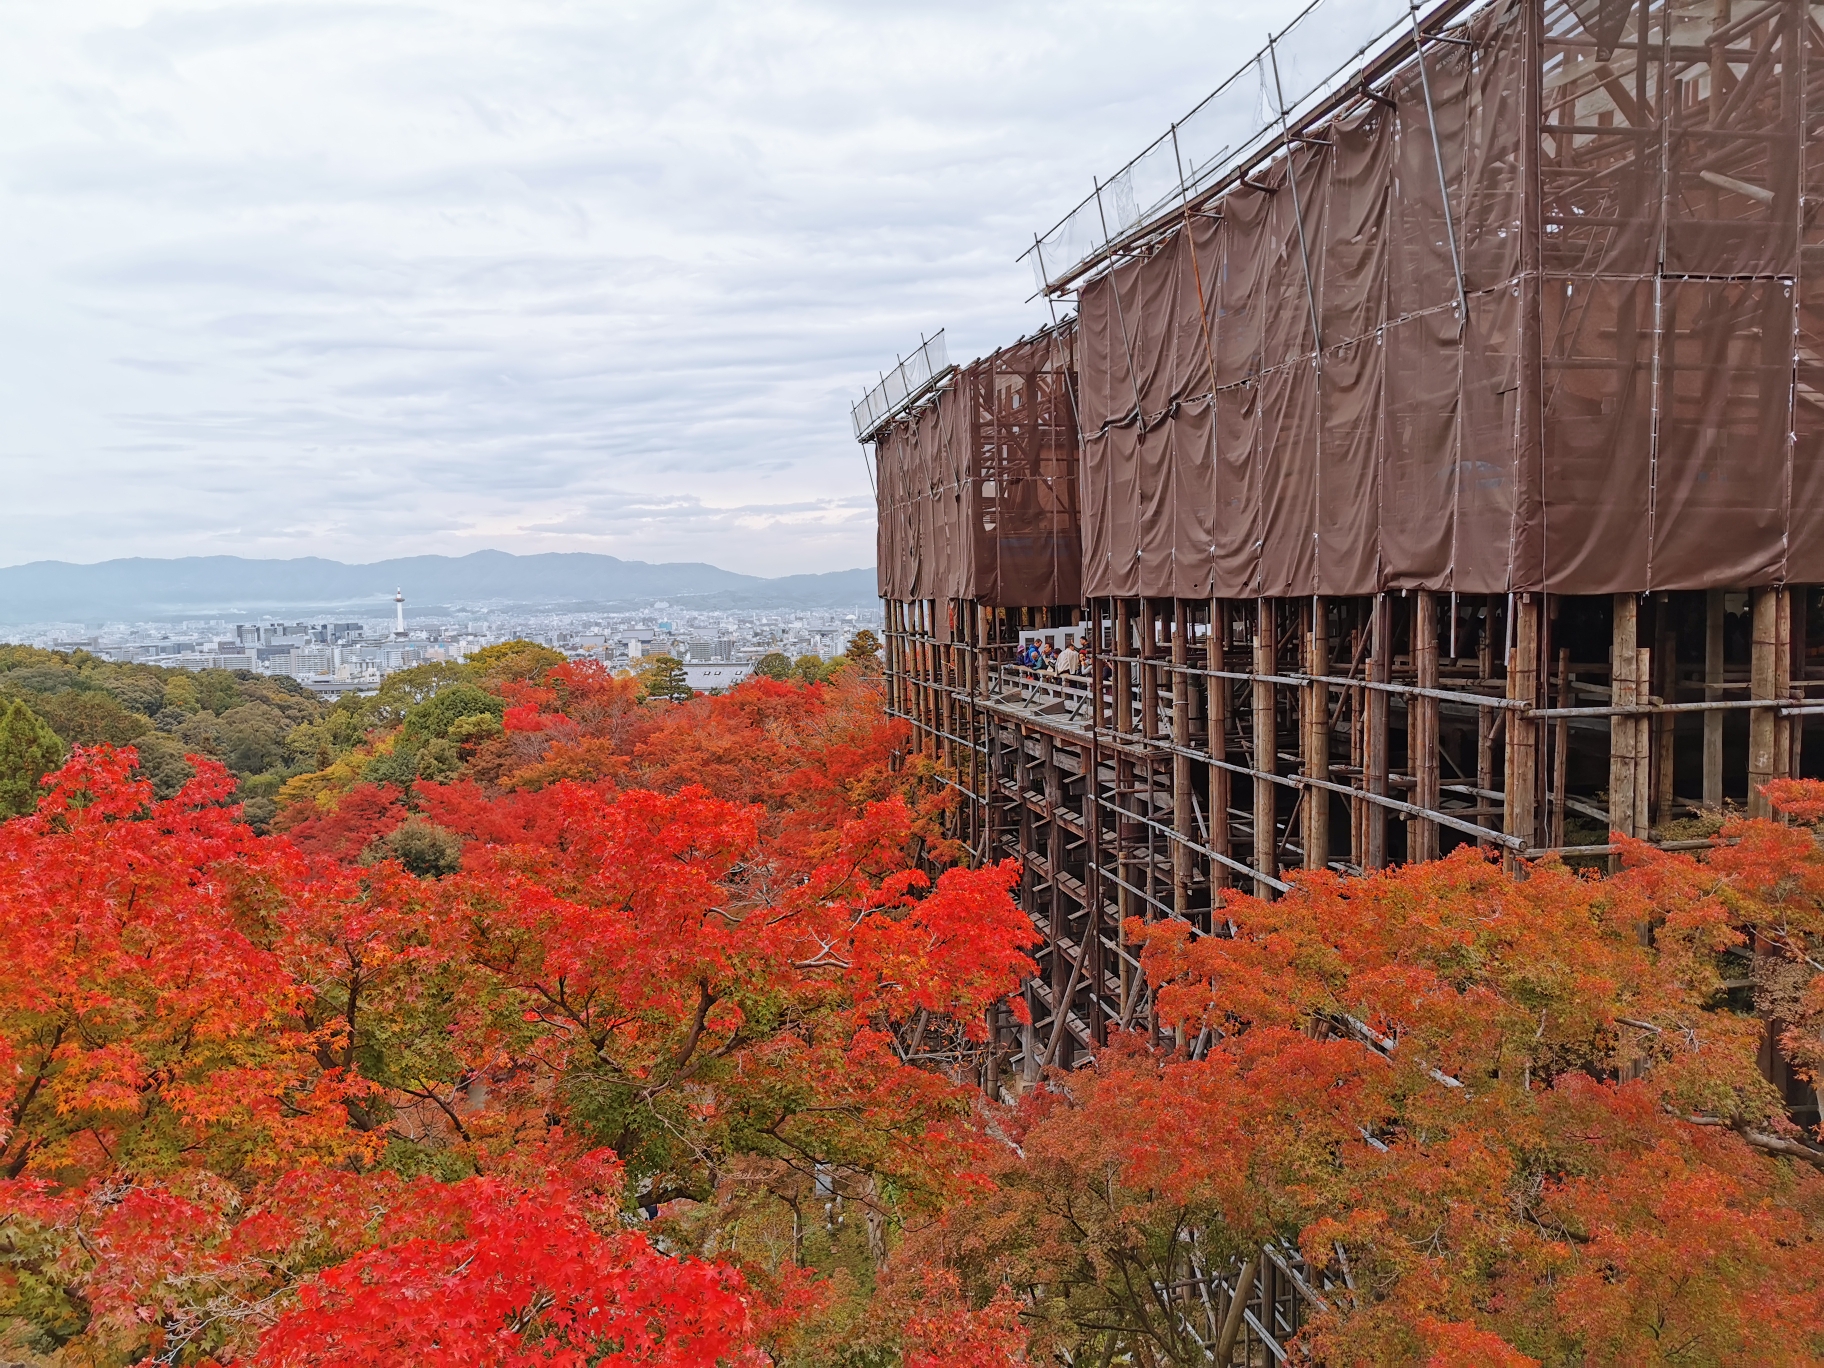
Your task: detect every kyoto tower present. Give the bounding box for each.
[393,587,406,639]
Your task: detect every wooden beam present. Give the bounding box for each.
[1477,598,1496,845]
[1140,600,1160,739]
[1552,646,1570,849]
[1610,594,1643,868]
[1653,599,1676,826]
[1411,591,1440,863]
[1209,599,1232,894]
[1304,597,1331,870]
[1704,588,1724,808]
[1748,587,1790,818]
[1115,600,1134,736]
[1506,593,1541,862]
[1365,595,1390,869]
[1254,599,1278,895]
[1172,599,1193,915]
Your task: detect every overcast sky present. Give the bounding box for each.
[0,0,1290,576]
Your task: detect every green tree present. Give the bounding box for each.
[30,689,151,748]
[637,655,693,702]
[0,699,65,818]
[401,683,505,743]
[792,654,831,685]
[365,662,473,726]
[754,651,792,681]
[375,817,465,877]
[466,639,566,684]
[845,629,882,663]
[131,732,197,801]
[192,669,247,716]
[216,702,289,775]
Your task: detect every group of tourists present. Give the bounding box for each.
[1016,637,1084,678]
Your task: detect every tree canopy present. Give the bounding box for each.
[5,644,1824,1365]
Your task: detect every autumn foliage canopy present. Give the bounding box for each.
[4,647,1824,1365]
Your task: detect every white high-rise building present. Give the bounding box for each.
[393,588,406,639]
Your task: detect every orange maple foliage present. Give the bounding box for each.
[0,667,1037,1364]
[15,650,1824,1366]
[926,792,1824,1364]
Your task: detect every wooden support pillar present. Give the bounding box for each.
[1349,620,1366,864]
[983,1003,1002,1097]
[1505,593,1540,860]
[1303,597,1330,871]
[1140,600,1160,739]
[985,718,1002,862]
[1704,588,1725,808]
[1115,600,1134,736]
[1748,587,1791,818]
[1477,599,1495,843]
[1365,595,1390,869]
[1792,589,1809,779]
[1089,601,1106,732]
[1552,646,1571,849]
[1208,599,1232,893]
[1411,591,1440,863]
[1653,599,1676,826]
[1253,599,1278,895]
[1085,736,1106,1046]
[1609,595,1646,861]
[1042,735,1066,1055]
[940,600,955,767]
[1172,600,1193,916]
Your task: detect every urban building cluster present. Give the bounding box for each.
[12,594,879,695]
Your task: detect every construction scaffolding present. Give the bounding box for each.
[865,0,1823,1350]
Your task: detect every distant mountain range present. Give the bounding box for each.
[0,552,878,625]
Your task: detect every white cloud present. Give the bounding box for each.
[0,0,1293,575]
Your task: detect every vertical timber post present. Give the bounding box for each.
[1115,601,1134,737]
[1253,599,1278,895]
[1704,588,1725,809]
[1553,647,1570,849]
[1172,599,1193,915]
[1748,588,1791,818]
[1610,595,1641,868]
[1506,594,1540,864]
[1654,600,1676,826]
[1412,591,1440,862]
[1209,599,1232,897]
[1303,597,1330,870]
[1477,599,1496,845]
[1365,595,1390,869]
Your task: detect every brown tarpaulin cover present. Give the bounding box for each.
[1071,0,1822,600]
[875,325,1082,607]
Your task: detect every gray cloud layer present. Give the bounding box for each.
[0,0,1287,575]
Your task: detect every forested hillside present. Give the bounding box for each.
[3,640,1824,1364]
[0,648,328,827]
